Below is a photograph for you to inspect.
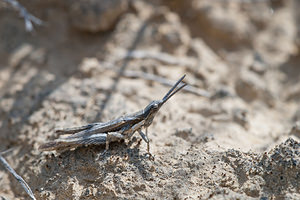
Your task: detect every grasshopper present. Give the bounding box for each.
[39,75,187,155]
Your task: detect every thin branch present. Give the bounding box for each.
[0,148,14,155]
[123,70,211,98]
[101,62,211,98]
[112,50,212,97]
[3,0,42,32]
[0,153,36,200]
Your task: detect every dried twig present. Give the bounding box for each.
[110,49,211,97]
[0,153,36,200]
[122,70,211,98]
[0,148,14,155]
[3,0,42,31]
[101,61,211,98]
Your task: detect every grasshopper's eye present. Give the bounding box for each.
[153,103,159,109]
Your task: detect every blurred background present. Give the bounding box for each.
[0,0,300,199]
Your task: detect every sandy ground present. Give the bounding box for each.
[0,0,300,199]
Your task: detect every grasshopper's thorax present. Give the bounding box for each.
[143,100,163,128]
[144,113,157,128]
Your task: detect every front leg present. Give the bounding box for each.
[138,130,150,153]
[124,121,153,156]
[125,120,145,139]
